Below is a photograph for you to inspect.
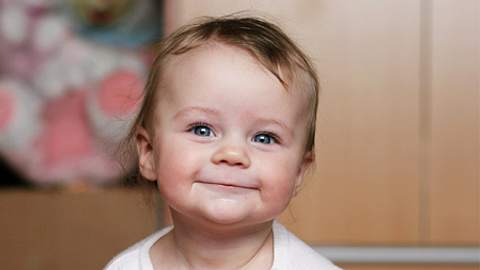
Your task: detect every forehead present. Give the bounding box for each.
[159,42,309,109]
[164,42,274,84]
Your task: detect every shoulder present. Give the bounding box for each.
[104,226,173,270]
[272,221,342,270]
[104,244,142,270]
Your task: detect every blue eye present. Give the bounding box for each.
[252,133,277,144]
[190,124,214,137]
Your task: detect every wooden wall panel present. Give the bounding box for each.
[164,0,421,244]
[0,188,158,270]
[428,0,480,244]
[277,0,421,245]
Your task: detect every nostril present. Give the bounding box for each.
[221,159,244,167]
[212,147,251,168]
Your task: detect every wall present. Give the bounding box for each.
[164,0,479,268]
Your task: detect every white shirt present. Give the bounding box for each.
[105,221,342,270]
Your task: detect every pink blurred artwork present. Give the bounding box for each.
[0,0,160,187]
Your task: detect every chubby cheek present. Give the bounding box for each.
[153,136,201,200]
[257,155,300,213]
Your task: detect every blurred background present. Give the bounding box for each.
[0,0,478,269]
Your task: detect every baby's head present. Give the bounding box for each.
[130,14,319,225]
[132,14,318,153]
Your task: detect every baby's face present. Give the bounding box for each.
[141,43,312,228]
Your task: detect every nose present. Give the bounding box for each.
[211,145,251,168]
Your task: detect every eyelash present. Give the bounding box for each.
[187,122,216,137]
[186,123,281,145]
[252,132,280,145]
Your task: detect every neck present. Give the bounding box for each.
[165,210,274,270]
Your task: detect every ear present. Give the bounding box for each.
[136,126,157,181]
[294,151,314,193]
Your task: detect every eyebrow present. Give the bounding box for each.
[173,106,220,120]
[255,118,294,138]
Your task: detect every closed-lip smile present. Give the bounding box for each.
[196,180,259,190]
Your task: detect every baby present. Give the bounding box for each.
[106,15,342,270]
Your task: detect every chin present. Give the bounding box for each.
[206,209,250,225]
[192,201,256,227]
[205,214,249,226]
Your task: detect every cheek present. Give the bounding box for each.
[154,138,195,189]
[154,136,209,193]
[257,154,300,203]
